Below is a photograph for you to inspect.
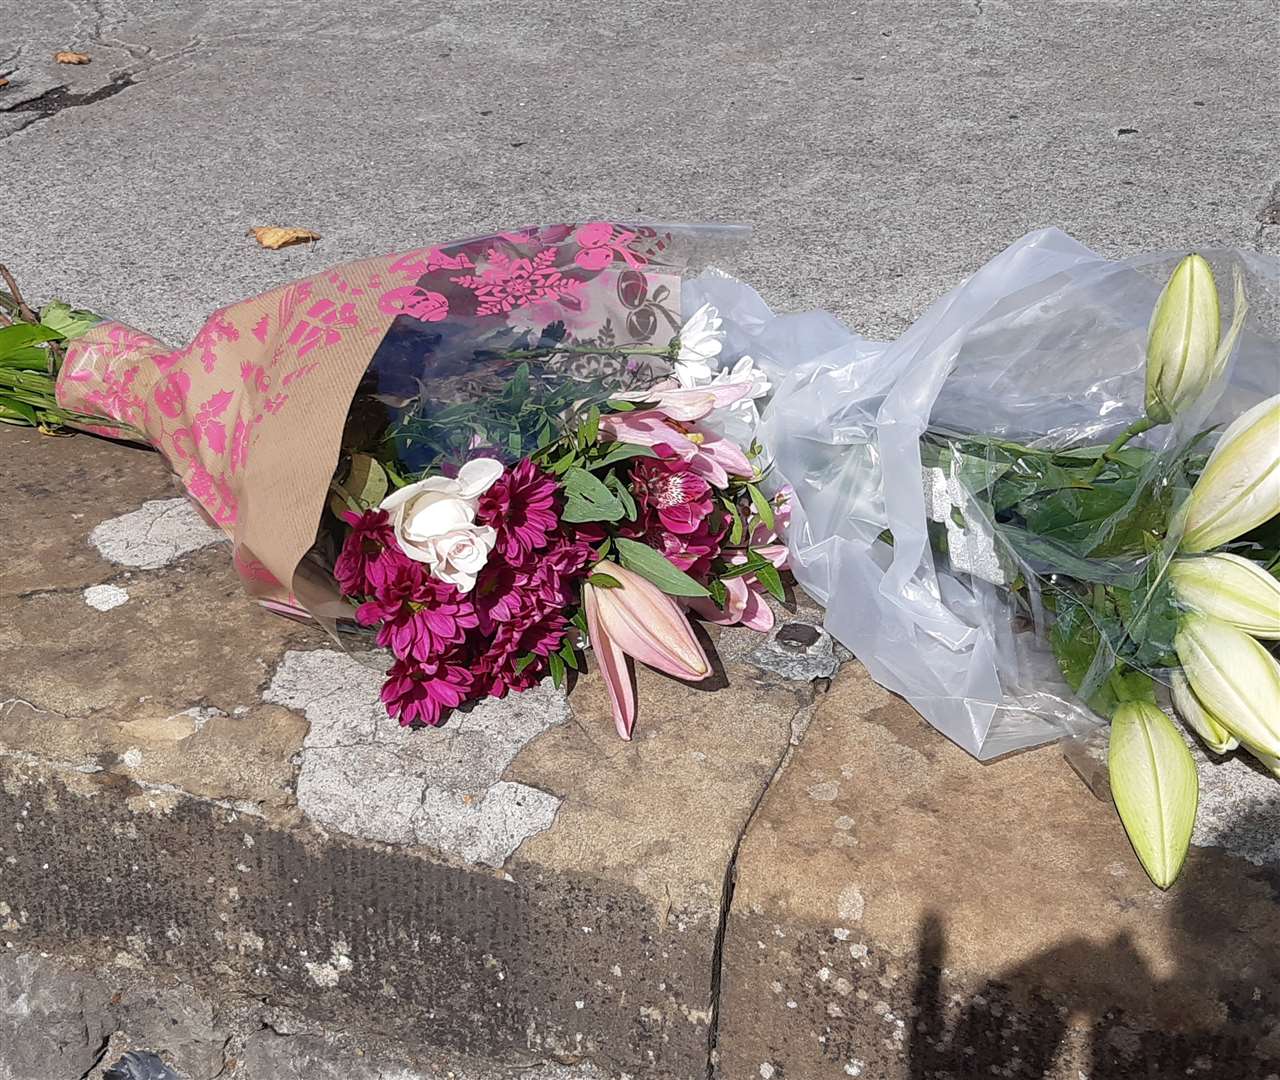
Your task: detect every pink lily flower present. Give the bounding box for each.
[584,562,712,739]
[689,575,775,633]
[689,487,793,632]
[600,382,754,487]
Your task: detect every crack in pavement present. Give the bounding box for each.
[1,75,135,138]
[703,694,818,1080]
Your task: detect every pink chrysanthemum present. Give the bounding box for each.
[381,653,474,727]
[357,563,479,662]
[478,458,560,561]
[334,509,402,596]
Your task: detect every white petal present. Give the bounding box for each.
[673,359,713,388]
[403,496,474,540]
[455,457,505,498]
[380,474,458,511]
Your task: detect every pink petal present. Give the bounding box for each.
[586,586,637,739]
[594,565,711,681]
[740,584,775,632]
[693,429,753,480]
[613,382,752,422]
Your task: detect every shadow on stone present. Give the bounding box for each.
[907,803,1280,1078]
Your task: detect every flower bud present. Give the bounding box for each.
[1145,254,1222,424]
[1174,613,1280,758]
[1169,553,1280,639]
[1180,394,1280,552]
[1108,701,1198,889]
[1169,670,1238,754]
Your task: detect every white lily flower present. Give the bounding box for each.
[1170,553,1280,639]
[1180,394,1280,552]
[1174,613,1280,758]
[1169,669,1239,754]
[672,303,724,385]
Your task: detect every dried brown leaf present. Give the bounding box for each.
[54,51,91,65]
[0,78,10,88]
[247,226,321,250]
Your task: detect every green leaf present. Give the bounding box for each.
[0,399,39,425]
[0,346,53,371]
[591,442,657,469]
[570,609,590,637]
[615,537,710,597]
[587,573,624,589]
[718,550,772,581]
[562,467,625,523]
[605,471,637,521]
[746,482,774,532]
[549,446,580,475]
[581,405,601,446]
[723,497,746,546]
[708,578,728,608]
[558,637,580,670]
[328,454,389,517]
[755,563,786,602]
[1108,701,1199,889]
[513,653,537,674]
[548,651,566,687]
[0,323,62,361]
[39,300,101,340]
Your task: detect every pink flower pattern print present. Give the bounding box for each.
[451,246,584,316]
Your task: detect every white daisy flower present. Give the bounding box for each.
[673,303,724,385]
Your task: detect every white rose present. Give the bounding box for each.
[378,457,504,592]
[419,525,498,593]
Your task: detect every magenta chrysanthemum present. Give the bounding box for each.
[357,562,479,662]
[334,509,402,596]
[478,458,560,561]
[381,653,474,727]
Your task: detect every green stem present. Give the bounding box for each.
[496,343,674,362]
[1084,417,1158,481]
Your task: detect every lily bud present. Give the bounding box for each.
[1174,613,1280,758]
[584,562,711,739]
[1108,701,1198,889]
[1170,553,1280,639]
[1180,394,1280,552]
[1145,255,1222,424]
[1169,669,1238,755]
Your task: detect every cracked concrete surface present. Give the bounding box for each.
[264,648,567,866]
[89,497,226,569]
[1,0,1276,346]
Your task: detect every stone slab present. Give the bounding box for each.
[0,425,832,1077]
[716,664,1280,1079]
[0,949,616,1080]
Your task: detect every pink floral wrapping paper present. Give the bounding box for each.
[56,222,703,612]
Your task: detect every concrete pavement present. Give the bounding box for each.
[2,0,1277,347]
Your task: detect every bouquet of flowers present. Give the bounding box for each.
[0,222,788,738]
[755,232,1279,887]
